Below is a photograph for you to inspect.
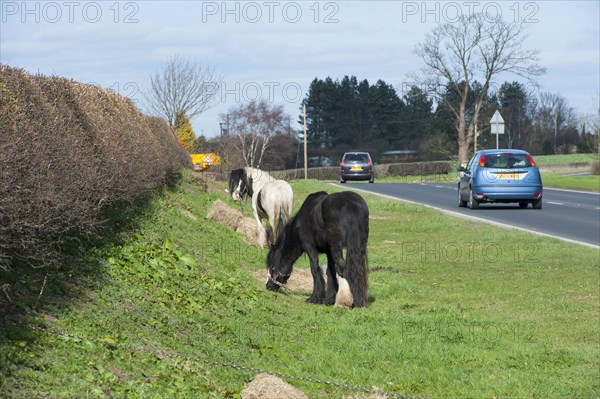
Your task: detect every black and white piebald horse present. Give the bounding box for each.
[266,191,369,308]
[228,167,293,248]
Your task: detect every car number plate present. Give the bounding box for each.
[498,173,519,179]
[350,166,362,171]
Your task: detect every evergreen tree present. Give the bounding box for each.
[498,82,531,149]
[400,86,433,148]
[369,80,404,148]
[301,77,338,149]
[301,76,434,157]
[175,111,196,153]
[193,134,209,153]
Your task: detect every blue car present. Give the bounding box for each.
[457,149,543,209]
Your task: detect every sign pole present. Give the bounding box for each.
[490,110,505,150]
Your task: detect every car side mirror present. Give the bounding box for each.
[457,165,466,172]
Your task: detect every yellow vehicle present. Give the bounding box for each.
[190,153,221,171]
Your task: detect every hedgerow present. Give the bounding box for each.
[272,161,453,181]
[0,65,191,271]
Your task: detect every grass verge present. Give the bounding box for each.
[541,173,600,192]
[1,171,598,398]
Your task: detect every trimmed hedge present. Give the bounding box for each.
[272,161,453,181]
[0,65,191,269]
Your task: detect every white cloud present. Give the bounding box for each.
[1,0,598,138]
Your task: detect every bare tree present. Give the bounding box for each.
[224,100,288,168]
[145,54,223,129]
[580,96,600,157]
[413,13,545,164]
[537,92,576,152]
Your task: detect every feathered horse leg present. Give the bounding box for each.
[252,191,268,248]
[306,249,326,304]
[328,246,353,308]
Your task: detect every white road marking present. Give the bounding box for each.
[331,183,599,250]
[545,187,600,195]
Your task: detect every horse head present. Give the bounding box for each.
[265,232,294,291]
[229,168,252,201]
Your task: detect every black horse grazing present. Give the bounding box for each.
[266,191,369,307]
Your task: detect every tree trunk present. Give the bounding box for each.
[457,100,469,165]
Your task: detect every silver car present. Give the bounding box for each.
[340,152,374,183]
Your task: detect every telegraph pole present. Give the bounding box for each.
[303,104,308,179]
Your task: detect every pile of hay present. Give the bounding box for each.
[206,200,259,246]
[252,267,353,308]
[252,268,314,292]
[241,373,309,399]
[241,374,391,399]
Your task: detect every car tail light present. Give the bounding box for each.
[341,158,345,168]
[479,155,486,167]
[368,157,372,168]
[528,154,536,167]
[533,192,541,198]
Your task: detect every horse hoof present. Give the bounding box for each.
[306,296,324,304]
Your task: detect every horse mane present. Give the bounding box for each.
[267,212,302,282]
[244,166,271,179]
[229,168,243,195]
[229,168,254,198]
[244,167,273,195]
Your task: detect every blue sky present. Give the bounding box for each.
[1,1,598,138]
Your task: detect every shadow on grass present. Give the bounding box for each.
[0,172,183,385]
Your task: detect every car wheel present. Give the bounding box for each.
[458,188,467,207]
[469,188,480,209]
[519,201,529,209]
[532,198,542,209]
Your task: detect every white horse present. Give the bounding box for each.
[228,167,293,248]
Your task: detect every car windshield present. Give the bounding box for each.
[345,154,369,163]
[484,154,531,169]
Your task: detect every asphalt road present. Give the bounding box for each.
[333,182,600,248]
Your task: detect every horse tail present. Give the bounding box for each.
[273,183,293,242]
[273,195,290,241]
[345,209,369,308]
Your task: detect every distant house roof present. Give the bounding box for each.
[382,150,418,155]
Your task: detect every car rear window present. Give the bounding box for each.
[345,154,369,163]
[483,154,532,169]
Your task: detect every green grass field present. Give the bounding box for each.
[1,172,599,398]
[534,153,598,166]
[541,174,600,192]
